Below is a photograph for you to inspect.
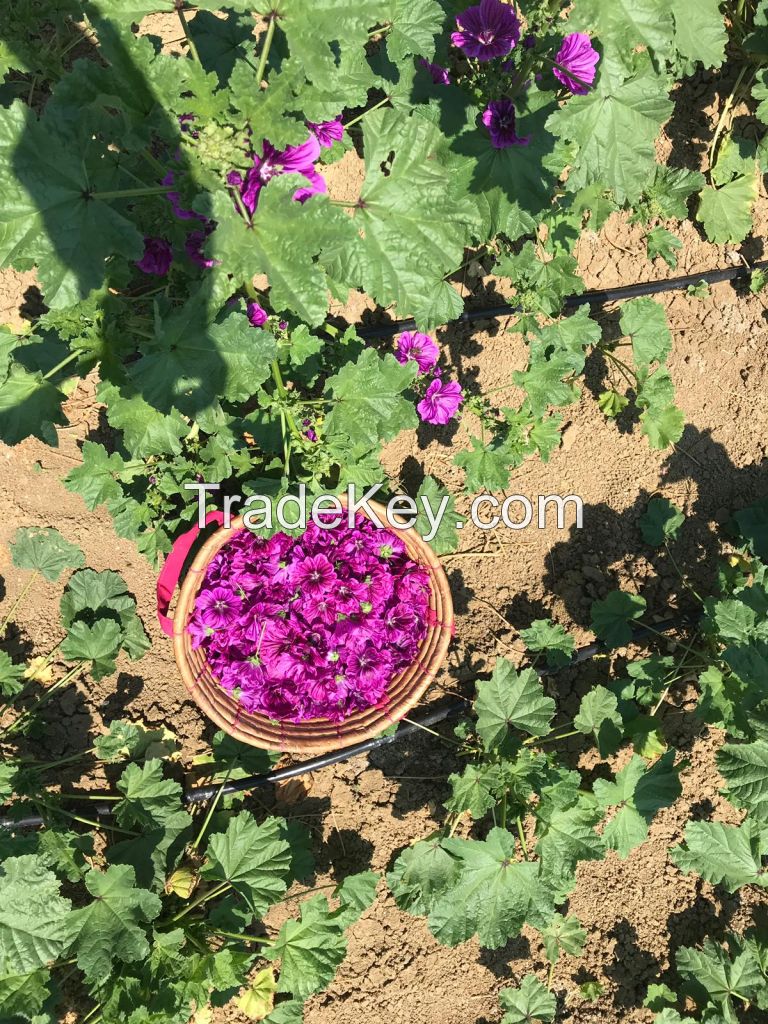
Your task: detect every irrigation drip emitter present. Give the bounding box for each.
[0,613,694,831]
[355,260,768,340]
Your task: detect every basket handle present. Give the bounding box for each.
[156,510,225,636]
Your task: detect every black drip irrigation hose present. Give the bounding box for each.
[0,613,694,831]
[356,260,768,340]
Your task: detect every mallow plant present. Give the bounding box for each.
[388,497,768,1015]
[0,526,376,1024]
[0,1,755,561]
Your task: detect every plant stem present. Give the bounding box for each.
[548,962,555,989]
[516,816,529,859]
[90,185,172,201]
[255,15,277,83]
[191,763,235,851]
[0,575,36,634]
[708,64,750,181]
[600,348,637,390]
[343,95,390,129]
[33,797,138,836]
[526,728,580,747]
[540,54,595,92]
[176,5,201,64]
[0,664,84,739]
[664,541,703,603]
[167,881,231,924]
[500,790,508,830]
[43,350,80,381]
[213,929,274,944]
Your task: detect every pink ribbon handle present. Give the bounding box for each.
[156,510,224,637]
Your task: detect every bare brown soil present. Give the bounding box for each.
[1,50,768,1024]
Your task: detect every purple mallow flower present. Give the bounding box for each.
[553,33,600,95]
[187,515,431,723]
[247,301,268,327]
[451,0,520,62]
[308,118,344,148]
[136,236,172,276]
[417,378,464,425]
[240,135,327,214]
[482,99,529,148]
[419,58,451,85]
[395,331,440,374]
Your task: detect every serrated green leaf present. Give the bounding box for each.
[66,864,161,984]
[546,56,673,204]
[594,752,681,858]
[202,813,292,915]
[61,619,122,679]
[0,967,50,1022]
[323,348,417,449]
[0,101,143,307]
[520,619,575,669]
[671,0,727,67]
[428,829,557,948]
[0,364,67,445]
[386,0,443,62]
[454,438,513,492]
[676,939,764,1011]
[414,476,464,555]
[10,527,84,582]
[64,441,135,509]
[387,839,460,916]
[97,383,188,459]
[671,819,768,891]
[0,856,72,975]
[539,915,587,966]
[129,301,277,416]
[572,0,675,61]
[445,763,503,819]
[0,651,25,699]
[536,801,606,888]
[640,403,685,449]
[574,684,624,756]
[620,298,672,370]
[475,662,555,748]
[500,974,556,1024]
[236,966,277,1021]
[598,390,629,418]
[643,166,705,220]
[591,591,646,648]
[113,759,186,831]
[263,894,347,999]
[333,871,378,930]
[646,226,682,268]
[640,498,685,546]
[717,741,768,823]
[698,173,758,244]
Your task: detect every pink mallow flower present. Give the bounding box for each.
[136,236,172,275]
[553,33,600,95]
[451,0,520,62]
[417,378,464,425]
[247,301,268,327]
[482,99,529,149]
[395,331,440,374]
[418,59,451,85]
[241,136,327,213]
[308,118,344,148]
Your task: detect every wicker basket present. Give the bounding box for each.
[169,498,454,753]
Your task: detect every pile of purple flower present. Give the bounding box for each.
[188,514,431,723]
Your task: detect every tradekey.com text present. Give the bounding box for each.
[186,482,584,544]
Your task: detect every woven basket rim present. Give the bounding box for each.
[171,497,454,753]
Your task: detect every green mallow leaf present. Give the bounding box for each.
[236,966,278,1021]
[64,441,138,510]
[641,166,705,221]
[698,173,758,245]
[640,402,685,450]
[0,364,68,446]
[475,662,556,748]
[10,527,84,582]
[0,100,143,308]
[520,619,575,669]
[670,819,768,892]
[348,108,479,328]
[593,752,681,858]
[113,760,186,831]
[387,839,460,916]
[414,476,464,555]
[263,894,348,1000]
[202,812,293,915]
[323,348,417,449]
[620,298,672,371]
[571,0,675,63]
[574,685,624,757]
[717,740,768,822]
[0,652,25,698]
[445,763,503,819]
[539,914,587,966]
[0,967,51,1022]
[264,999,305,1024]
[66,865,161,984]
[97,384,189,459]
[591,591,646,648]
[0,856,73,975]
[671,0,727,67]
[646,226,683,268]
[455,438,515,493]
[676,939,765,1012]
[333,871,378,929]
[427,829,558,948]
[535,802,606,890]
[546,55,673,204]
[639,498,685,546]
[60,619,122,679]
[499,974,557,1024]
